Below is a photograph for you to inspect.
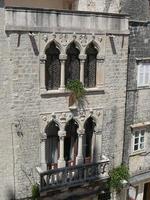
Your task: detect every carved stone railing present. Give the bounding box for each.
[40,160,109,192]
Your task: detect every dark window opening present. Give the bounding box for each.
[65,119,79,165]
[65,42,80,84]
[143,182,150,200]
[84,117,96,159]
[45,41,60,90]
[84,42,98,88]
[45,120,60,169]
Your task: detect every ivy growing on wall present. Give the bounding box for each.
[108,164,130,192]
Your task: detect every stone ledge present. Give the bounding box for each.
[40,87,105,98]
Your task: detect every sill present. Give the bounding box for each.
[137,86,150,90]
[40,87,105,97]
[129,150,146,157]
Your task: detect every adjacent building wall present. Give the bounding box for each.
[122,0,150,198]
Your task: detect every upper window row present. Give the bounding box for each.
[45,41,98,90]
[137,63,150,87]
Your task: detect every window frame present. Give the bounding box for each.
[132,128,146,154]
[137,62,150,87]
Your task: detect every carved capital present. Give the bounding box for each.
[77,129,85,136]
[59,54,67,60]
[97,56,105,63]
[79,54,87,60]
[58,130,66,137]
[40,132,47,141]
[40,54,46,64]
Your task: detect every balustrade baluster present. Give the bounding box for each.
[40,160,109,191]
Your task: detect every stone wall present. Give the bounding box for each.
[0,3,16,200]
[121,0,150,20]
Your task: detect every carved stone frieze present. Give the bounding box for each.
[40,33,106,61]
[59,34,68,47]
[79,34,88,47]
[40,108,103,134]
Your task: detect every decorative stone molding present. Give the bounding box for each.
[40,132,47,141]
[40,54,46,64]
[58,130,66,137]
[59,34,68,47]
[79,34,88,47]
[40,108,103,134]
[59,54,67,60]
[79,54,87,60]
[40,33,106,60]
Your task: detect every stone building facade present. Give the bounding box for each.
[0,0,149,200]
[0,0,130,199]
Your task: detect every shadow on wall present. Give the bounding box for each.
[6,187,15,200]
[109,37,117,55]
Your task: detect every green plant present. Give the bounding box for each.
[66,80,86,107]
[108,164,130,192]
[31,184,40,200]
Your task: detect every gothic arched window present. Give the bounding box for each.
[65,42,80,84]
[45,121,59,169]
[84,42,98,88]
[65,119,78,166]
[84,117,96,162]
[45,41,61,90]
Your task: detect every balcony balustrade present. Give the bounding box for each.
[40,160,109,192]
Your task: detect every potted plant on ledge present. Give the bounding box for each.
[66,80,86,110]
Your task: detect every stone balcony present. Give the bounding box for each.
[39,159,109,193]
[5,7,129,34]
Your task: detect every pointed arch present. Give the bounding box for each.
[66,40,82,53]
[84,40,100,55]
[45,120,60,169]
[64,118,79,165]
[44,39,62,54]
[83,116,96,160]
[65,41,81,84]
[84,42,98,88]
[45,41,61,90]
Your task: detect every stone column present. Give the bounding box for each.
[96,57,105,89]
[76,130,84,165]
[58,130,66,168]
[136,183,144,200]
[59,54,67,91]
[40,55,46,91]
[40,132,47,171]
[79,54,86,85]
[93,129,102,162]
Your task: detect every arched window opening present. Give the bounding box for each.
[45,120,60,169]
[65,42,80,84]
[84,117,96,163]
[65,119,79,166]
[45,41,61,90]
[84,42,98,88]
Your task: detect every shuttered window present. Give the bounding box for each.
[137,63,150,87]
